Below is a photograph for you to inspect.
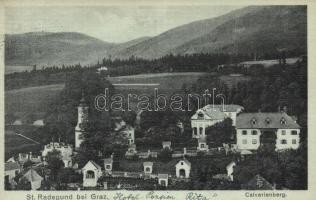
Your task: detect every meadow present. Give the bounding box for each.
[4,72,250,156]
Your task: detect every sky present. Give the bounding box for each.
[5,6,243,43]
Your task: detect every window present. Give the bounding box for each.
[291,130,298,135]
[86,170,95,179]
[252,139,257,144]
[265,118,271,125]
[281,130,286,135]
[78,134,84,140]
[198,112,204,118]
[146,167,151,172]
[280,118,287,125]
[193,128,197,135]
[201,144,205,148]
[292,139,297,144]
[242,130,247,135]
[160,180,166,186]
[242,139,247,144]
[251,130,258,135]
[106,164,111,169]
[199,127,203,135]
[281,139,287,144]
[181,162,184,165]
[250,118,257,125]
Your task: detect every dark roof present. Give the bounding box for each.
[83,160,102,170]
[5,162,20,171]
[242,174,275,190]
[104,158,113,164]
[191,108,226,120]
[143,161,153,166]
[116,159,183,175]
[205,104,244,112]
[177,158,191,167]
[236,112,300,129]
[158,174,169,179]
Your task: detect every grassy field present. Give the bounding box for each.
[5,84,64,116]
[4,72,250,156]
[5,72,251,118]
[5,126,42,159]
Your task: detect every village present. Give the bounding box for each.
[5,91,302,190]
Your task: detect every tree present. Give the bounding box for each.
[206,118,234,147]
[46,150,64,181]
[158,148,172,162]
[74,130,129,167]
[16,179,31,190]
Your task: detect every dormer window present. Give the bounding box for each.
[198,112,204,118]
[280,118,287,125]
[250,118,257,125]
[265,118,271,125]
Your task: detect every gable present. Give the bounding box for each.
[83,160,101,170]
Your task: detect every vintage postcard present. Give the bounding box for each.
[1,0,315,199]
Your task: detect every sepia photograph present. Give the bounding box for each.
[2,1,310,196]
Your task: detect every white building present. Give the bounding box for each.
[96,66,108,74]
[82,160,102,187]
[33,119,44,127]
[191,107,227,138]
[18,152,41,164]
[121,125,135,145]
[75,95,89,148]
[13,119,22,126]
[162,141,171,150]
[42,142,73,158]
[20,169,43,190]
[226,161,236,181]
[197,137,209,152]
[236,112,300,151]
[175,159,191,178]
[158,174,169,187]
[5,162,21,185]
[104,158,113,173]
[42,142,73,167]
[125,144,137,157]
[18,153,29,163]
[143,162,153,174]
[191,105,243,138]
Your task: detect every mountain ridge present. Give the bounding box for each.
[5,6,307,67]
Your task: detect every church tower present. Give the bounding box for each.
[75,93,89,148]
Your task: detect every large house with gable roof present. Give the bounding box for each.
[191,104,243,138]
[236,112,301,151]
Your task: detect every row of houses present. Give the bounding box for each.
[81,157,192,187]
